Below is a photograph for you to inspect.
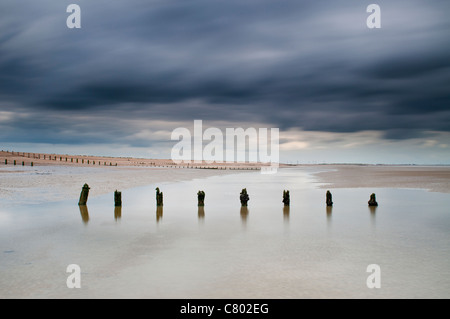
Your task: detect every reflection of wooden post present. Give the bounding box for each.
[114,206,122,220]
[79,205,89,224]
[114,190,122,207]
[283,206,290,221]
[78,183,90,206]
[240,206,249,223]
[156,206,163,222]
[326,205,332,218]
[198,206,205,220]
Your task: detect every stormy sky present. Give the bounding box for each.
[0,0,449,163]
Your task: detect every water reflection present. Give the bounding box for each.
[326,206,332,226]
[283,206,290,222]
[114,206,122,221]
[156,206,163,222]
[198,206,205,221]
[240,206,249,225]
[79,205,89,224]
[369,205,377,227]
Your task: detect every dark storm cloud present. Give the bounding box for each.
[0,0,449,146]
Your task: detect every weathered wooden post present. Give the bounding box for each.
[282,190,290,207]
[14,160,16,165]
[78,183,90,206]
[368,193,378,206]
[31,162,33,167]
[114,190,122,207]
[326,190,333,207]
[5,159,7,165]
[240,188,249,207]
[156,187,163,206]
[197,190,205,206]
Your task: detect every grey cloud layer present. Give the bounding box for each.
[0,0,449,145]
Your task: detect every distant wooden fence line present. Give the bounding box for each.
[2,150,262,170]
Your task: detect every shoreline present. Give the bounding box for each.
[0,150,267,170]
[310,164,450,194]
[0,165,249,205]
[1,151,449,205]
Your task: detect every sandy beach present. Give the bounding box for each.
[311,164,450,194]
[1,151,450,204]
[0,163,246,204]
[1,152,449,299]
[0,150,264,204]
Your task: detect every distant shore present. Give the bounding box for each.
[0,150,257,204]
[0,150,267,170]
[1,150,449,205]
[311,164,450,194]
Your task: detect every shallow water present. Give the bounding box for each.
[0,167,449,298]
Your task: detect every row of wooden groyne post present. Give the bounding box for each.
[2,150,261,170]
[78,184,379,208]
[2,150,118,167]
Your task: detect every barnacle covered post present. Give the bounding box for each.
[114,190,122,207]
[78,183,90,206]
[326,190,333,207]
[240,188,249,207]
[368,193,378,206]
[282,190,290,207]
[156,187,163,206]
[197,190,205,206]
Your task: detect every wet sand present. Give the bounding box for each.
[0,150,260,204]
[1,150,449,204]
[0,165,247,204]
[311,165,450,194]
